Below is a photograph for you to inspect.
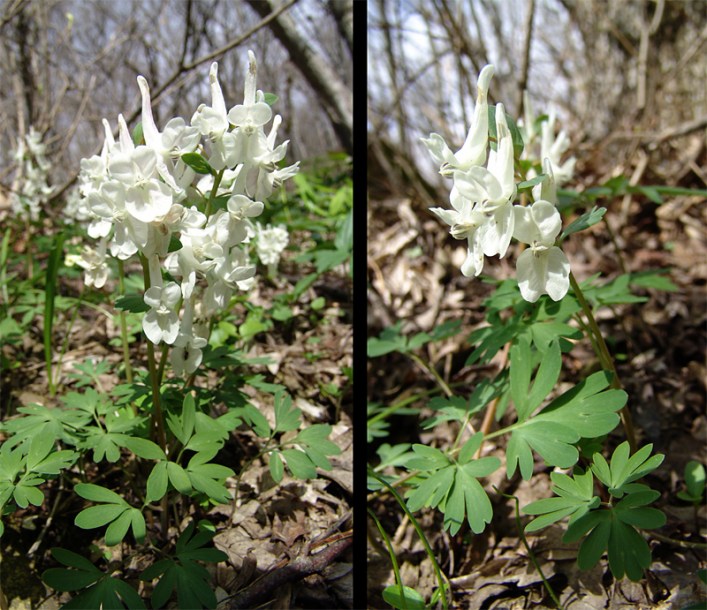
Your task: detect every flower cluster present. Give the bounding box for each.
[423,65,571,303]
[255,223,289,276]
[518,91,576,186]
[10,126,54,222]
[73,51,297,374]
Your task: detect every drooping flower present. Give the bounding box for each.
[513,200,570,302]
[430,198,487,277]
[453,103,517,259]
[539,110,576,186]
[255,223,289,274]
[65,239,110,288]
[421,65,494,175]
[143,281,182,345]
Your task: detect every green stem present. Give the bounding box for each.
[204,169,225,219]
[139,254,169,538]
[408,353,453,398]
[369,470,450,610]
[52,287,85,393]
[116,260,134,386]
[569,272,636,452]
[496,488,564,609]
[367,508,410,610]
[368,382,467,428]
[649,531,707,550]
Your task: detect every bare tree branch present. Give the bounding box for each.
[245,0,353,153]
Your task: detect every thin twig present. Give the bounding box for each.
[220,533,352,609]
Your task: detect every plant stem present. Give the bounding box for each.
[52,287,85,394]
[140,255,169,535]
[496,488,564,609]
[204,169,225,219]
[649,531,707,549]
[369,470,450,610]
[408,353,453,398]
[569,272,636,452]
[116,260,134,386]
[475,343,510,459]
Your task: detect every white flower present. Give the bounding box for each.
[109,146,174,223]
[421,65,494,175]
[513,200,570,302]
[539,110,576,186]
[138,75,199,197]
[191,62,238,171]
[66,239,110,288]
[454,103,517,258]
[171,297,207,376]
[143,281,181,344]
[255,224,288,268]
[430,199,487,277]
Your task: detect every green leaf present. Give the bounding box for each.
[117,435,166,461]
[511,337,562,423]
[507,373,625,479]
[32,449,77,475]
[459,432,484,464]
[591,442,665,497]
[560,206,606,239]
[452,466,495,534]
[367,323,408,357]
[269,451,284,483]
[684,460,706,500]
[52,547,101,573]
[517,174,547,191]
[75,483,125,505]
[406,467,454,513]
[510,335,532,421]
[42,567,103,592]
[382,584,427,610]
[577,517,611,570]
[273,393,301,433]
[75,504,128,529]
[263,92,279,106]
[406,444,450,471]
[146,461,169,503]
[181,152,215,175]
[105,509,133,546]
[13,482,44,508]
[115,294,150,313]
[281,448,317,479]
[524,469,600,532]
[167,462,192,495]
[181,394,196,441]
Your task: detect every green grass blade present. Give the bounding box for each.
[44,231,65,395]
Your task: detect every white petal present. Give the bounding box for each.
[421,133,454,167]
[544,247,570,301]
[480,204,514,258]
[461,232,484,277]
[430,207,459,227]
[144,286,163,309]
[516,248,545,303]
[531,200,562,242]
[143,310,163,344]
[512,205,536,244]
[162,282,182,308]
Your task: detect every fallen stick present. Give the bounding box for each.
[219,532,353,609]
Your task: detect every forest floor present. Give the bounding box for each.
[367,143,706,609]
[0,228,353,609]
